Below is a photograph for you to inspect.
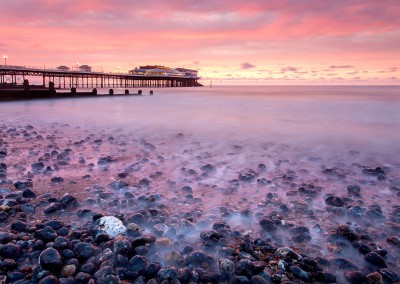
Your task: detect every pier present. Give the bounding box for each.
[0,65,201,89]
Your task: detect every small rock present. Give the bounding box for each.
[259,218,277,232]
[219,258,235,274]
[345,270,365,284]
[22,189,37,198]
[0,243,21,259]
[60,194,78,209]
[73,242,94,261]
[347,185,361,194]
[44,202,62,214]
[62,264,76,277]
[39,248,62,273]
[365,272,383,284]
[325,196,344,207]
[96,216,127,238]
[14,180,33,189]
[365,252,387,268]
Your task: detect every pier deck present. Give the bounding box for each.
[0,66,201,89]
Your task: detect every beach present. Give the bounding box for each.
[0,85,399,283]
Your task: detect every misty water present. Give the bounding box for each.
[1,85,400,281]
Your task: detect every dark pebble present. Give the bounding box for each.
[158,267,179,281]
[344,270,365,284]
[38,275,59,284]
[365,252,387,268]
[0,243,21,259]
[325,196,344,207]
[336,224,359,241]
[347,185,361,194]
[259,218,277,232]
[36,226,58,242]
[51,176,64,183]
[379,268,400,283]
[6,272,25,282]
[60,194,78,209]
[290,266,310,282]
[74,272,92,283]
[22,189,37,198]
[39,248,62,273]
[44,203,63,214]
[73,242,94,261]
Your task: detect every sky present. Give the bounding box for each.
[0,0,399,85]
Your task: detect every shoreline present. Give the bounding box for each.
[0,121,399,283]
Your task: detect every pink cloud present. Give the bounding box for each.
[0,0,399,84]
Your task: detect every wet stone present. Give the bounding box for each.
[22,188,37,198]
[259,218,277,232]
[348,206,363,217]
[60,194,78,209]
[114,237,133,256]
[347,184,361,194]
[379,268,399,283]
[31,162,45,171]
[51,176,64,183]
[108,180,129,189]
[21,204,35,214]
[128,255,148,273]
[332,258,359,270]
[236,259,254,278]
[365,252,387,268]
[345,270,365,284]
[10,220,27,232]
[73,242,95,261]
[6,272,25,283]
[0,212,8,222]
[290,266,310,282]
[0,243,21,259]
[365,272,383,284]
[158,267,179,281]
[44,220,64,230]
[39,248,62,273]
[218,258,235,274]
[336,224,360,241]
[74,272,92,283]
[44,202,63,214]
[14,180,33,189]
[36,226,58,242]
[325,196,344,207]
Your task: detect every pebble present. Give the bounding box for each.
[259,218,277,232]
[325,196,344,207]
[39,248,62,273]
[0,244,21,259]
[347,184,361,194]
[61,264,76,277]
[73,242,95,261]
[344,270,365,284]
[218,258,235,274]
[365,272,383,284]
[365,252,387,268]
[60,194,78,209]
[96,216,127,238]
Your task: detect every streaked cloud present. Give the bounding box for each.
[281,67,298,72]
[0,0,399,84]
[241,62,256,69]
[330,65,354,69]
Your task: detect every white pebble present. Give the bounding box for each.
[97,216,127,238]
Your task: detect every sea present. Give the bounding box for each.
[1,85,399,158]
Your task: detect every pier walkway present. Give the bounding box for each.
[0,65,200,89]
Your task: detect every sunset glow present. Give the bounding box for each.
[1,0,399,84]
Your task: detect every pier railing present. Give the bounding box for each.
[0,65,201,88]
